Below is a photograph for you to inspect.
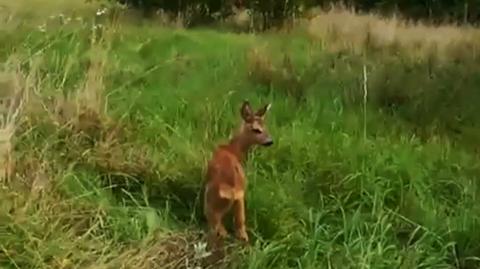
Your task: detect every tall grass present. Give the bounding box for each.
[1,2,480,269]
[306,5,480,61]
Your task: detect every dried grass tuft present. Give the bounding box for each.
[306,5,480,61]
[246,46,305,100]
[247,46,276,86]
[0,57,28,183]
[106,230,238,269]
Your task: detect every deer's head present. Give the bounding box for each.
[238,100,273,147]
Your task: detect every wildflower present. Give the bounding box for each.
[92,23,103,31]
[193,241,211,259]
[96,7,107,16]
[38,23,46,32]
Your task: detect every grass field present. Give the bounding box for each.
[2,1,480,269]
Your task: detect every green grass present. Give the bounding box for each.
[2,4,480,269]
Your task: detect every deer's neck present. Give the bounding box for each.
[227,135,252,162]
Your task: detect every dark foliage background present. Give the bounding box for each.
[111,0,480,27]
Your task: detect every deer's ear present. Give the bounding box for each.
[255,103,271,118]
[240,100,254,122]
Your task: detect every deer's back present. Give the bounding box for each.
[206,146,245,192]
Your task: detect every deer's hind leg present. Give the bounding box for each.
[233,197,249,243]
[206,207,228,239]
[204,184,232,239]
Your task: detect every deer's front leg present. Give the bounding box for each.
[233,197,249,243]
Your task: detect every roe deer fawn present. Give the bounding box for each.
[204,100,273,244]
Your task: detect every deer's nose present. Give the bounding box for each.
[262,140,273,146]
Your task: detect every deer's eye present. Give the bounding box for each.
[252,128,262,134]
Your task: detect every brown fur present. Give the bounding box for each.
[203,100,273,245]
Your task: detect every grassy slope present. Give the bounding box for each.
[2,3,480,269]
